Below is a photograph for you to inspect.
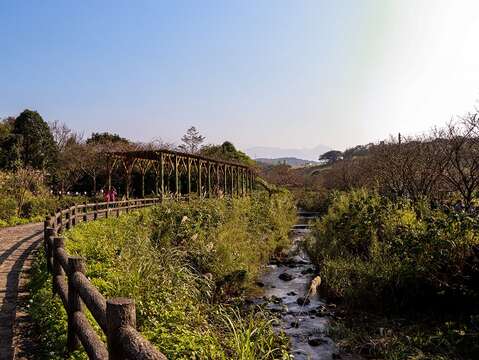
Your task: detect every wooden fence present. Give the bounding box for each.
[43,198,167,360]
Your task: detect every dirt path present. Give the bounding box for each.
[0,222,43,360]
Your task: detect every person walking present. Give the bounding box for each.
[103,188,110,203]
[110,187,117,202]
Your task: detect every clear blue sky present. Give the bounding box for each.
[2,0,479,151]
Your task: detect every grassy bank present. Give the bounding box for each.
[307,189,479,359]
[28,191,296,359]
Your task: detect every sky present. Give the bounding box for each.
[2,0,479,152]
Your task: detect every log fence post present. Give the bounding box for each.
[72,205,77,226]
[57,208,63,233]
[106,298,136,360]
[52,237,66,294]
[66,210,71,230]
[83,202,88,222]
[94,202,98,220]
[45,227,55,272]
[67,256,86,352]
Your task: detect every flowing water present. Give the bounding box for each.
[253,212,337,360]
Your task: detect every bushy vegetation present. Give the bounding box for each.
[309,189,479,310]
[293,188,331,213]
[0,168,89,228]
[29,191,296,359]
[308,189,479,358]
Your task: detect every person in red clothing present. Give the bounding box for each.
[110,187,117,202]
[103,188,110,202]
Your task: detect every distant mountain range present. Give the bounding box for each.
[255,157,320,168]
[246,145,330,162]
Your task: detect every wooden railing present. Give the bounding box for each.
[43,198,166,360]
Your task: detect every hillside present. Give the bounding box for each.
[246,145,330,162]
[255,157,320,167]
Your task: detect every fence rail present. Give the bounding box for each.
[44,198,167,360]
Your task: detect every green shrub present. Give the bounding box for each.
[308,189,479,311]
[294,188,331,213]
[29,191,296,359]
[0,196,17,220]
[20,195,57,218]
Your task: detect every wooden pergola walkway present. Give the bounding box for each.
[106,149,255,199]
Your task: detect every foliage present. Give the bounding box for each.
[293,188,331,213]
[201,142,256,167]
[29,191,296,359]
[259,164,303,188]
[0,169,90,227]
[3,168,45,215]
[217,307,290,360]
[0,116,19,168]
[319,150,343,164]
[330,312,479,360]
[308,189,479,311]
[86,132,130,145]
[307,188,479,358]
[9,109,58,170]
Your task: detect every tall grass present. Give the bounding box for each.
[28,191,296,359]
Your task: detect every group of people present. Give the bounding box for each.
[103,187,118,202]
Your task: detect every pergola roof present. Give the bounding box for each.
[108,149,252,169]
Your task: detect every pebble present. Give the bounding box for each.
[308,336,326,347]
[297,297,311,306]
[301,267,315,275]
[279,272,293,281]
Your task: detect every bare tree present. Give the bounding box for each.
[49,120,84,152]
[442,114,479,209]
[367,131,451,201]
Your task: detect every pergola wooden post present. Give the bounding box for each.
[160,153,165,199]
[174,154,179,198]
[121,158,136,199]
[187,158,192,196]
[207,162,212,198]
[224,165,228,195]
[215,164,220,196]
[137,159,151,198]
[198,161,202,198]
[106,156,117,192]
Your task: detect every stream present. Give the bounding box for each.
[253,211,337,360]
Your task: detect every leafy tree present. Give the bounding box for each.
[55,137,86,194]
[319,150,343,164]
[0,118,21,169]
[11,110,58,170]
[0,117,15,139]
[201,141,255,166]
[178,126,205,153]
[86,132,129,145]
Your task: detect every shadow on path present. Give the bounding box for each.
[0,229,42,360]
[0,230,42,267]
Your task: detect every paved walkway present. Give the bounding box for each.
[0,223,43,360]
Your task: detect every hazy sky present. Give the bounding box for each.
[2,0,479,151]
